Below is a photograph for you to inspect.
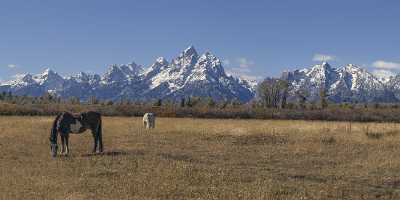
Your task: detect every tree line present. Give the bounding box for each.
[1,80,400,122]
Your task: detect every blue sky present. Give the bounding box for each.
[1,0,399,81]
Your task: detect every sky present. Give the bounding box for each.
[1,0,399,81]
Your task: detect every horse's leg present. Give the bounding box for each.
[65,134,69,156]
[92,131,98,153]
[60,135,65,155]
[98,128,103,153]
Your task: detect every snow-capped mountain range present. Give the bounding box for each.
[0,46,256,102]
[281,62,400,103]
[3,46,400,103]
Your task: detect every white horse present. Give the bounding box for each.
[143,113,155,129]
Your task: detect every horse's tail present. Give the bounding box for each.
[49,113,62,143]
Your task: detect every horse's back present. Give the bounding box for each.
[82,111,101,119]
[56,111,101,133]
[143,113,154,120]
[56,112,75,133]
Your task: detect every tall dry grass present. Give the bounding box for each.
[1,117,400,199]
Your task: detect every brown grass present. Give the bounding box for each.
[1,117,400,199]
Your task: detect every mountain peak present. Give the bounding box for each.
[126,62,143,74]
[105,64,120,73]
[200,51,214,58]
[36,68,62,81]
[346,64,361,69]
[171,45,199,68]
[198,52,221,68]
[21,74,33,81]
[103,61,143,84]
[156,57,168,65]
[202,51,214,57]
[314,62,332,70]
[182,45,198,57]
[78,71,88,76]
[75,71,89,79]
[306,62,334,80]
[42,68,56,76]
[128,61,138,67]
[107,62,142,74]
[344,64,365,73]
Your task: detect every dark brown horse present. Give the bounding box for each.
[49,111,103,157]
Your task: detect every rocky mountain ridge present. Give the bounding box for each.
[0,46,255,102]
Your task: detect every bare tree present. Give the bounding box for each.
[257,78,289,108]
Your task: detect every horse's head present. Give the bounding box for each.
[49,141,58,157]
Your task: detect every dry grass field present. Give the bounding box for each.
[1,116,400,199]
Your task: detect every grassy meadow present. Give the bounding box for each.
[1,116,400,199]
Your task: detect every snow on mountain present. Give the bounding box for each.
[282,62,398,103]
[102,62,143,84]
[0,46,255,102]
[60,72,101,100]
[237,77,258,92]
[3,74,35,87]
[142,46,254,102]
[149,46,199,91]
[33,68,65,93]
[386,75,400,100]
[0,68,66,96]
[4,51,400,103]
[170,51,254,101]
